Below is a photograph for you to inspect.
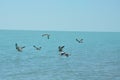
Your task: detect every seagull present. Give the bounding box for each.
[59,51,70,57]
[58,46,70,57]
[76,38,83,43]
[15,43,25,52]
[58,46,64,52]
[33,45,42,50]
[42,34,50,39]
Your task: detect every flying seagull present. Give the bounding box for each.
[33,45,42,50]
[58,46,70,57]
[15,43,25,52]
[42,34,50,39]
[76,38,83,43]
[58,46,64,52]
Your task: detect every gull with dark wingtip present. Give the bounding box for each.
[58,46,70,57]
[76,38,84,43]
[58,46,64,52]
[33,45,42,50]
[42,33,50,39]
[15,43,25,52]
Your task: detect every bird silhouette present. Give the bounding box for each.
[42,34,50,39]
[15,43,25,52]
[76,38,83,43]
[58,46,64,52]
[33,45,42,50]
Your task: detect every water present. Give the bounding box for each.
[0,30,120,80]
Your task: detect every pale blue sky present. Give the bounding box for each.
[0,0,120,31]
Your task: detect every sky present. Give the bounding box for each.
[0,0,120,31]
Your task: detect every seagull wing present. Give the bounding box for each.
[76,38,80,43]
[47,35,50,39]
[21,46,25,49]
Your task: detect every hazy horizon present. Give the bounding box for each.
[0,28,120,32]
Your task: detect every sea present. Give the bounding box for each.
[0,30,120,80]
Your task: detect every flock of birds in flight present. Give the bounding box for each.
[15,33,84,57]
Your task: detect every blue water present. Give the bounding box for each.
[0,30,120,80]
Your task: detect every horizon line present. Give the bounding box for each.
[0,29,120,32]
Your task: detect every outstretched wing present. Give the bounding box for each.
[61,46,64,49]
[15,43,18,48]
[80,39,83,43]
[42,34,50,39]
[47,35,50,39]
[76,38,80,43]
[33,45,37,48]
[21,46,25,49]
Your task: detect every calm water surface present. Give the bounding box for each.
[0,30,120,80]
